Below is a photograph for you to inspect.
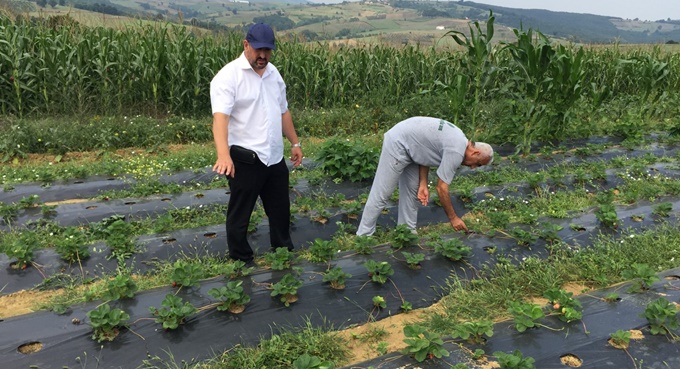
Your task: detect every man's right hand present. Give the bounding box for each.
[213,156,235,177]
[450,216,468,232]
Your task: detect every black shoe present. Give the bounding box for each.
[243,259,257,268]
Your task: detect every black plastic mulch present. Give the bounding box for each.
[1,196,678,369]
[344,268,680,369]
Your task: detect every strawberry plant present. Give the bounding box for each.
[391,224,418,249]
[543,288,582,323]
[526,172,546,190]
[510,227,538,246]
[102,273,138,301]
[0,201,19,224]
[609,330,631,349]
[341,200,362,219]
[507,301,545,332]
[401,251,425,269]
[41,204,57,216]
[18,194,41,209]
[271,273,303,307]
[208,281,251,314]
[642,298,680,337]
[622,263,659,293]
[220,260,252,278]
[487,211,510,230]
[87,303,129,342]
[293,353,335,369]
[595,203,619,228]
[401,324,449,362]
[169,260,203,288]
[308,238,337,263]
[265,247,295,270]
[493,350,536,369]
[149,294,197,330]
[537,222,563,244]
[6,232,36,269]
[431,238,471,261]
[372,295,386,309]
[595,190,618,228]
[364,260,394,284]
[105,219,137,260]
[354,235,376,255]
[451,320,494,344]
[322,267,352,290]
[54,227,90,263]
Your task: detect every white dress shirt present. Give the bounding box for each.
[210,52,288,166]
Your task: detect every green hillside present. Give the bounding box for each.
[14,0,680,44]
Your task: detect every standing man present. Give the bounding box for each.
[210,23,303,264]
[356,116,493,236]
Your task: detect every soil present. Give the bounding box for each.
[0,290,59,318]
[560,353,583,367]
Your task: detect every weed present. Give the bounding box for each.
[652,202,673,217]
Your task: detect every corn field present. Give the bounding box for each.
[1,14,680,149]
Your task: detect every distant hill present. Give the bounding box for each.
[462,1,680,43]
[18,0,680,44]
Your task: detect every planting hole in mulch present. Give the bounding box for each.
[106,177,115,181]
[124,201,136,205]
[484,192,495,198]
[560,353,583,367]
[664,275,680,280]
[17,342,43,354]
[161,198,172,202]
[86,206,97,210]
[483,246,496,253]
[195,193,204,198]
[204,232,217,238]
[73,180,84,184]
[162,238,176,244]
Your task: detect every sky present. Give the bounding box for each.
[472,1,680,21]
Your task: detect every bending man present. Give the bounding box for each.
[356,116,493,236]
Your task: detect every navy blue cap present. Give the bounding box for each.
[246,23,276,50]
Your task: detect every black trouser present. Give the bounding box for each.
[226,153,293,262]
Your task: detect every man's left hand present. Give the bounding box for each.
[290,147,303,167]
[417,186,429,206]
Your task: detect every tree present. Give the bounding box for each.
[37,0,47,7]
[49,0,57,7]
